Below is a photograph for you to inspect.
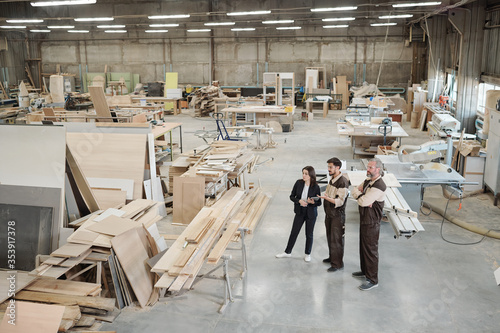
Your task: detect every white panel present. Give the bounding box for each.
[0,125,66,189]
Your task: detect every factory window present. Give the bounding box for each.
[477,82,497,116]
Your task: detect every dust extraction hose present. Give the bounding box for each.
[426,201,500,240]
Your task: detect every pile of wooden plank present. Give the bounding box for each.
[190,85,222,117]
[0,271,117,332]
[27,199,166,313]
[152,186,271,293]
[172,141,256,223]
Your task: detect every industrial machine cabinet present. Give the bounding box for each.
[484,109,500,205]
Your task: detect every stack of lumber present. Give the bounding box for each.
[28,199,166,312]
[195,141,251,178]
[0,271,117,332]
[152,186,271,292]
[190,84,222,117]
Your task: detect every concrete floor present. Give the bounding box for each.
[102,108,500,332]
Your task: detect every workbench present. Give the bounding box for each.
[375,155,468,214]
[337,120,409,158]
[220,105,294,127]
[152,122,183,161]
[305,98,329,118]
[131,97,181,115]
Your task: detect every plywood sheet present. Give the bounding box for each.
[66,132,147,200]
[51,243,92,258]
[173,176,205,225]
[0,271,37,303]
[0,301,65,333]
[87,178,134,200]
[25,277,100,296]
[111,228,152,308]
[91,188,127,210]
[87,215,141,237]
[89,86,112,121]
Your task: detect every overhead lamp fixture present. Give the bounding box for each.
[187,29,211,32]
[393,2,441,7]
[105,30,126,33]
[323,25,349,28]
[276,26,301,30]
[97,25,125,28]
[145,30,168,33]
[231,28,255,31]
[379,14,413,19]
[0,25,26,29]
[311,6,357,12]
[262,20,294,24]
[204,22,235,26]
[227,10,271,16]
[322,17,355,22]
[31,0,96,7]
[75,17,114,22]
[48,25,75,29]
[68,29,89,33]
[6,19,44,23]
[370,22,397,26]
[30,29,51,32]
[148,14,190,19]
[149,24,179,27]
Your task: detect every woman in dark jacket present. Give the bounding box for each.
[276,166,322,262]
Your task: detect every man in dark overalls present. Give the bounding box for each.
[318,157,349,272]
[351,158,386,291]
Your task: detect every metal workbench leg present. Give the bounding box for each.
[219,254,234,314]
[179,125,183,153]
[170,131,173,161]
[238,227,249,278]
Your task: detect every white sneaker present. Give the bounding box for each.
[304,254,311,262]
[275,252,291,258]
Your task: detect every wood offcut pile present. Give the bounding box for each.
[0,271,116,332]
[151,186,271,293]
[190,84,222,117]
[0,199,168,332]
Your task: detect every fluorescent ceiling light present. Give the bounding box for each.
[322,17,355,22]
[276,26,301,30]
[145,30,168,33]
[6,19,44,23]
[379,14,413,19]
[0,25,26,29]
[97,25,125,28]
[371,22,397,26]
[393,2,441,7]
[149,24,179,27]
[105,30,126,33]
[30,29,51,32]
[231,28,255,31]
[148,14,190,19]
[311,6,357,12]
[187,29,211,32]
[204,22,235,26]
[48,25,75,29]
[227,10,271,16]
[68,30,89,33]
[75,17,113,22]
[31,0,96,7]
[323,25,349,28]
[262,20,294,24]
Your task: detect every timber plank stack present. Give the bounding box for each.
[152,186,271,292]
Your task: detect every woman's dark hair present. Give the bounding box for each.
[302,166,317,186]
